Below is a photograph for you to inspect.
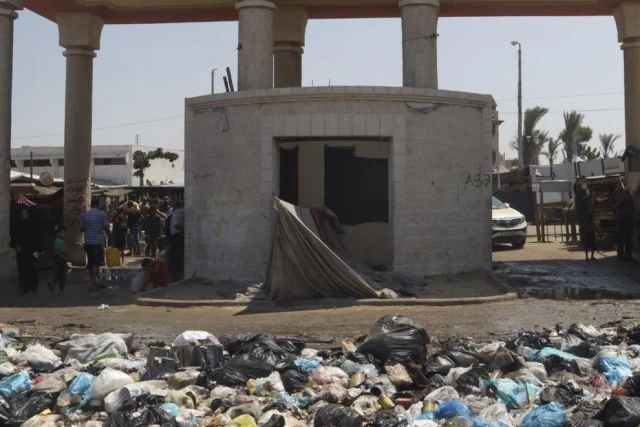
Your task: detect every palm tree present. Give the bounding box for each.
[559,111,592,162]
[599,133,621,158]
[521,107,549,166]
[542,138,562,168]
[531,130,551,165]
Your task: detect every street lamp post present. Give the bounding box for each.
[511,41,523,168]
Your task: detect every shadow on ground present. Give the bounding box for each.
[1,267,140,308]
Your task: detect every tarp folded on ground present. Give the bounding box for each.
[264,198,379,301]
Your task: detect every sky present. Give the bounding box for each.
[10,11,626,164]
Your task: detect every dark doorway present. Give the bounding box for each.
[279,146,299,205]
[324,145,389,225]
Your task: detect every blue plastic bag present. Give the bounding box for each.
[65,372,96,413]
[483,378,540,409]
[160,402,181,418]
[0,371,31,396]
[520,402,567,427]
[279,392,309,408]
[434,400,470,419]
[531,347,581,362]
[599,356,632,387]
[294,359,320,374]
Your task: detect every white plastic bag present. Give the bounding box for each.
[57,333,128,363]
[0,362,17,377]
[424,386,460,403]
[131,272,146,294]
[15,344,61,371]
[90,368,135,400]
[172,331,221,347]
[479,403,514,426]
[255,372,285,394]
[310,366,349,387]
[104,380,168,413]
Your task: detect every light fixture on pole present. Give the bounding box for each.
[511,41,523,168]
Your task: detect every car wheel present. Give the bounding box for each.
[512,239,526,249]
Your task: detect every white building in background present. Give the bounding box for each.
[11,145,185,186]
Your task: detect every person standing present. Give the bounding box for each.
[168,199,185,280]
[617,189,635,261]
[11,208,41,296]
[48,226,68,293]
[113,215,128,263]
[144,206,163,258]
[80,199,110,291]
[126,201,141,255]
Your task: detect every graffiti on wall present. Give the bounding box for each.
[465,173,491,189]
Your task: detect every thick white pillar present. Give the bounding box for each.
[399,0,439,89]
[0,0,22,286]
[273,7,308,88]
[236,0,276,91]
[57,12,103,266]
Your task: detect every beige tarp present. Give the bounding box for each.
[264,198,380,301]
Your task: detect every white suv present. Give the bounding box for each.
[492,196,527,248]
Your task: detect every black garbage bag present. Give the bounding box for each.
[456,366,490,394]
[281,369,309,393]
[559,334,592,358]
[370,315,431,346]
[491,350,524,374]
[219,333,269,353]
[540,384,580,406]
[424,354,456,376]
[425,373,446,389]
[104,394,175,427]
[626,372,640,397]
[446,350,479,367]
[358,325,428,366]
[506,331,552,350]
[543,355,581,376]
[233,339,297,372]
[314,404,363,427]
[0,391,58,426]
[571,420,605,427]
[366,409,410,427]
[273,337,306,355]
[598,396,640,427]
[210,354,275,386]
[260,413,286,427]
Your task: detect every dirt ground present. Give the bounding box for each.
[2,237,639,347]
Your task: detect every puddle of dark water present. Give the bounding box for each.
[519,285,640,300]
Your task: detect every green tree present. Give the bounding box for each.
[531,130,552,166]
[522,107,549,166]
[580,146,601,161]
[559,111,593,162]
[133,148,179,187]
[542,138,562,168]
[599,133,622,158]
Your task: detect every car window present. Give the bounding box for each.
[492,197,507,209]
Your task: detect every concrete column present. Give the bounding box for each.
[57,12,104,266]
[273,7,308,88]
[0,0,22,286]
[236,0,276,91]
[399,0,439,89]
[615,4,640,182]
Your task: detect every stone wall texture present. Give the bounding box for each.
[185,86,494,282]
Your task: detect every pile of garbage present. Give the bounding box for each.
[4,316,640,426]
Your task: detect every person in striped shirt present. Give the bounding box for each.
[80,199,110,291]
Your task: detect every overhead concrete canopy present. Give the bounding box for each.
[24,0,628,24]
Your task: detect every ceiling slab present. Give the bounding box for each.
[24,0,617,24]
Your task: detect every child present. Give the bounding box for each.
[139,257,171,293]
[113,215,129,263]
[581,215,597,261]
[48,226,67,292]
